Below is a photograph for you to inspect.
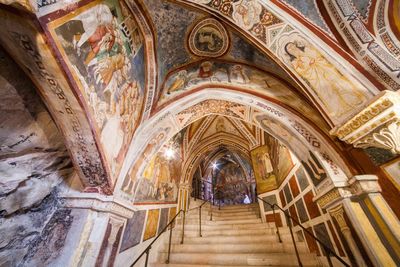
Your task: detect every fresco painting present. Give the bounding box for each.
[214,161,252,205]
[250,145,277,194]
[133,131,183,204]
[121,127,171,195]
[169,207,177,223]
[119,210,146,252]
[48,0,145,177]
[157,208,169,235]
[264,133,294,186]
[188,18,229,57]
[143,209,160,241]
[160,61,281,105]
[256,115,328,187]
[277,33,368,122]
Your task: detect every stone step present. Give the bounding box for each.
[209,207,259,213]
[151,264,251,267]
[211,210,260,217]
[181,222,272,231]
[171,233,298,244]
[161,242,309,254]
[219,203,259,209]
[179,217,260,225]
[209,210,260,216]
[173,227,291,237]
[187,214,260,221]
[158,252,318,266]
[178,218,263,226]
[198,205,257,212]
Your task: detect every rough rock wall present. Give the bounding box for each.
[0,46,74,266]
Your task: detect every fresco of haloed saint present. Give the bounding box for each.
[159,61,278,105]
[277,33,368,121]
[250,145,277,194]
[133,132,183,204]
[49,0,145,177]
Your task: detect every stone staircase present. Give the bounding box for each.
[152,202,321,267]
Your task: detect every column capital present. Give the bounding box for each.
[330,91,400,154]
[329,205,348,231]
[314,175,381,209]
[347,175,381,197]
[179,183,191,190]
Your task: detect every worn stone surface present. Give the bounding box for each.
[0,47,73,215]
[0,190,73,267]
[0,47,75,266]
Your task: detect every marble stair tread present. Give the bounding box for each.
[176,219,263,225]
[188,210,259,216]
[166,243,283,253]
[162,241,309,253]
[170,234,292,244]
[186,215,260,221]
[173,228,290,237]
[151,264,256,267]
[181,222,269,230]
[202,219,263,225]
[151,264,317,267]
[158,252,318,266]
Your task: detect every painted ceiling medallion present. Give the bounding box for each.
[188,18,229,57]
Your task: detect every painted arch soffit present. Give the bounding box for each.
[373,0,400,59]
[184,114,259,155]
[172,0,378,125]
[116,90,354,201]
[0,10,113,193]
[156,60,331,133]
[38,0,157,181]
[195,148,253,183]
[182,134,252,183]
[323,0,400,91]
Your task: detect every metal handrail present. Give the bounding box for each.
[130,209,185,267]
[257,197,350,267]
[188,198,213,237]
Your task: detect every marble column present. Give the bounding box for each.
[102,217,124,267]
[329,205,366,266]
[315,175,400,266]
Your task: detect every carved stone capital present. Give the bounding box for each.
[314,175,381,209]
[179,183,191,190]
[331,91,400,154]
[347,175,381,197]
[314,187,351,209]
[329,205,349,232]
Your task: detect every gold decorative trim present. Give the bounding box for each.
[316,188,341,209]
[332,96,394,139]
[331,91,400,154]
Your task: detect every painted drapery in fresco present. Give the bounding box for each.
[277,33,368,122]
[133,132,183,204]
[47,0,145,178]
[143,209,159,241]
[250,145,277,194]
[264,133,294,186]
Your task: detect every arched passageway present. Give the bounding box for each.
[0,0,399,266]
